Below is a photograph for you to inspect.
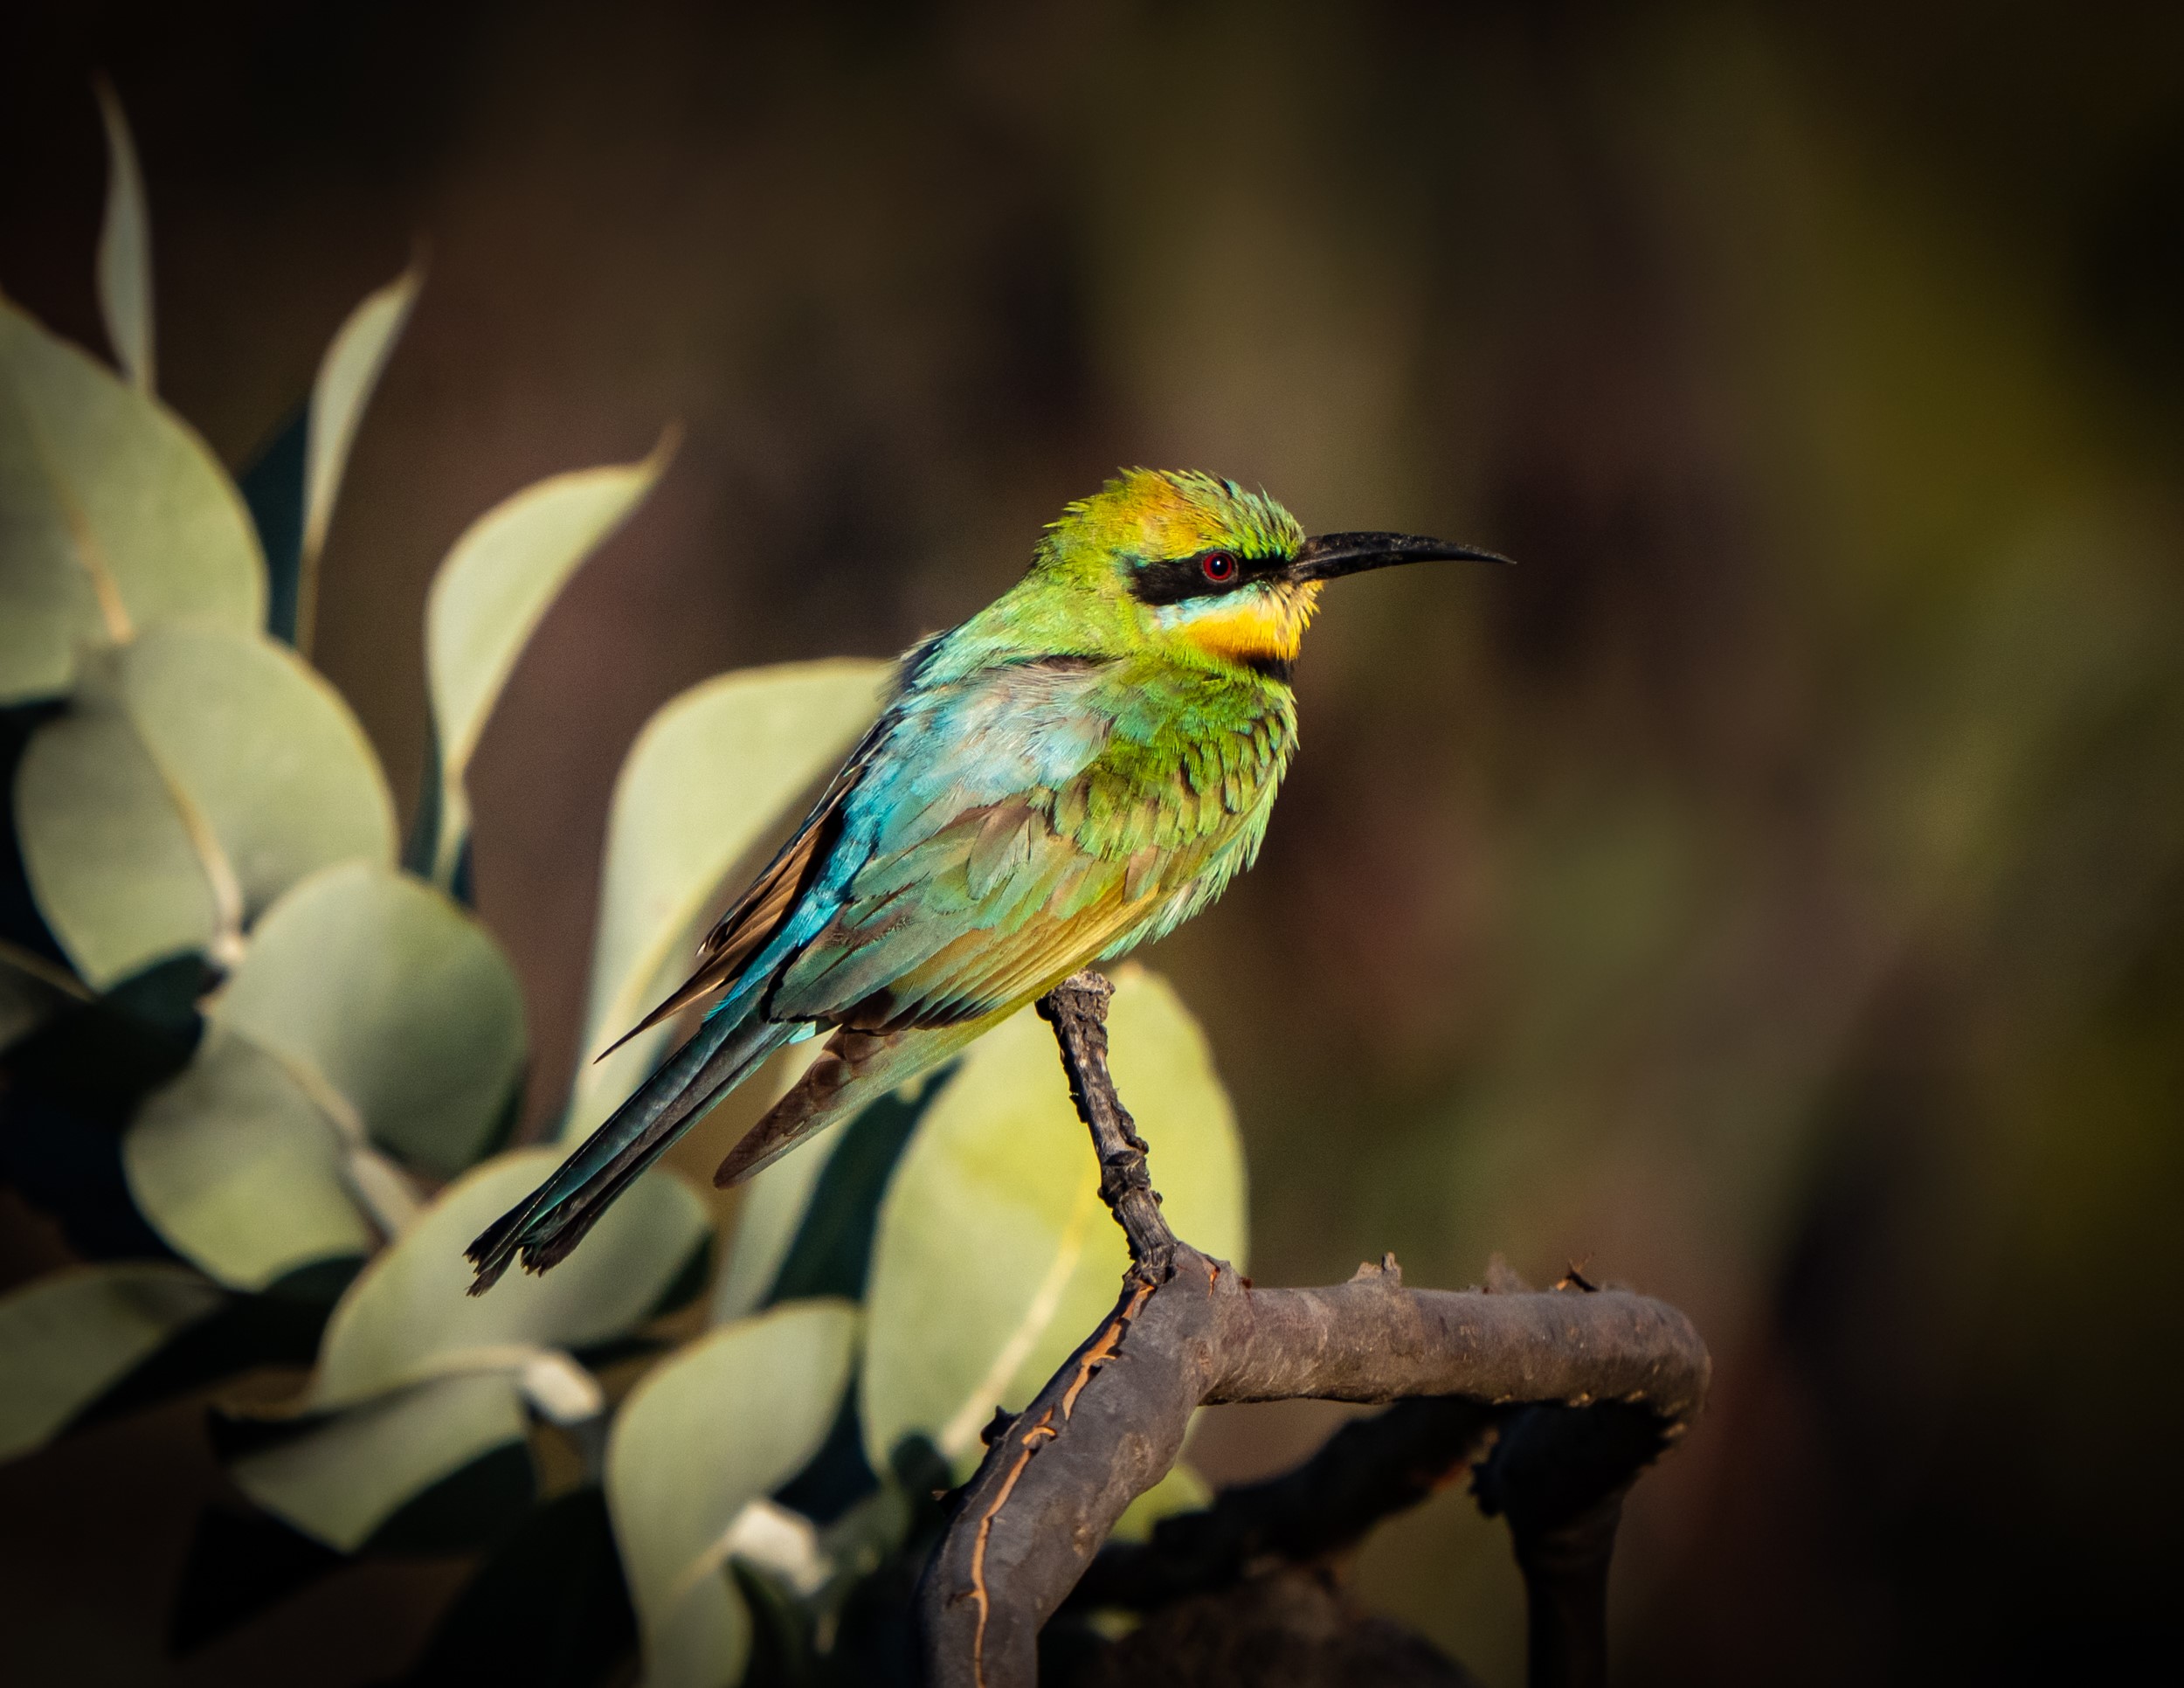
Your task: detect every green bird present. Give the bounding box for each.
[468,469,1503,1291]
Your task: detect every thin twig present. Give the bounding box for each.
[1035,972,1176,1273]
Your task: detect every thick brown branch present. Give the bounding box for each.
[915,972,1711,1688]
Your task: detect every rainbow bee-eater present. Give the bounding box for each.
[468,469,1503,1291]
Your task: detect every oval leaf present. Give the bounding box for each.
[0,1263,220,1461]
[13,694,215,985]
[118,624,396,919]
[314,1147,708,1408]
[860,966,1245,1478]
[568,660,887,1143]
[126,1029,374,1290]
[607,1302,858,1688]
[15,624,396,986]
[230,1372,528,1553]
[424,436,675,887]
[93,80,155,393]
[0,299,262,703]
[213,861,524,1176]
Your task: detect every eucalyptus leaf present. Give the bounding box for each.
[115,625,394,916]
[729,1076,939,1319]
[363,1435,538,1554]
[302,264,420,576]
[0,1263,221,1460]
[607,1301,859,1688]
[0,298,262,703]
[14,624,396,986]
[243,408,308,644]
[860,965,1245,1478]
[709,1050,840,1325]
[93,80,155,393]
[424,435,676,888]
[125,1029,374,1290]
[0,699,69,965]
[314,1147,708,1408]
[250,255,419,653]
[0,951,210,1261]
[15,673,219,982]
[213,861,522,1177]
[567,660,887,1144]
[82,1259,360,1429]
[229,1372,529,1553]
[292,262,421,654]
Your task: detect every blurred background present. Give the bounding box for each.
[3,1,2181,1683]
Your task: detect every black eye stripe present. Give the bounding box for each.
[1130,550,1287,606]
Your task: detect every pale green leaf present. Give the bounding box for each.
[222,1147,704,1552]
[115,624,395,918]
[230,1372,526,1552]
[301,263,420,571]
[126,1029,374,1290]
[292,262,421,656]
[0,1263,221,1461]
[424,435,675,886]
[213,861,524,1176]
[708,1044,836,1324]
[608,1302,859,1688]
[93,80,155,394]
[567,660,887,1143]
[314,1147,708,1408]
[861,965,1245,1478]
[0,298,261,703]
[12,697,211,986]
[14,623,396,986]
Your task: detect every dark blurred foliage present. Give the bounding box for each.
[3,1,2181,1684]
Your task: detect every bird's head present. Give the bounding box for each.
[1018,468,1506,680]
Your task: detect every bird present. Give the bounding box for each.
[467,468,1504,1292]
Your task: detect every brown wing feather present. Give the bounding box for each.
[591,731,877,1062]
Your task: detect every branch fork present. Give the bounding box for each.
[917,972,1711,1688]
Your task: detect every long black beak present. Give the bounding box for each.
[1287,530,1513,582]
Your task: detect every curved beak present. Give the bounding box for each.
[1286,531,1513,582]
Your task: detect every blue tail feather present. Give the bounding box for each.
[467,1008,798,1292]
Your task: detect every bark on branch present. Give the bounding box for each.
[916,972,1711,1688]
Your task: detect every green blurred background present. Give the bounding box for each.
[4,1,2181,1683]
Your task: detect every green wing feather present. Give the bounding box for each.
[773,657,1293,1031]
[713,657,1296,1184]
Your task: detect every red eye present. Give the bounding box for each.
[1200,550,1239,584]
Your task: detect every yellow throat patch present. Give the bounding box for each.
[1171,581,1322,668]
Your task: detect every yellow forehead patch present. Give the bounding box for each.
[1171,582,1322,667]
[1047,468,1303,574]
[1086,473,1234,558]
